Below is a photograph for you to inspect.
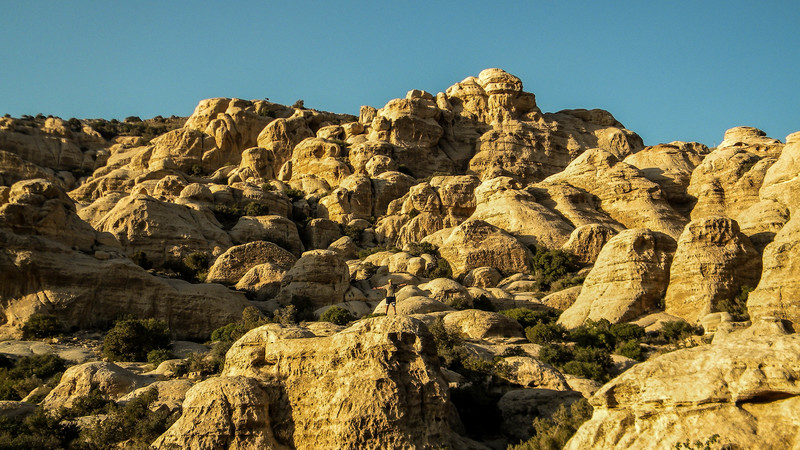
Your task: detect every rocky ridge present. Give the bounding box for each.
[0,68,798,448]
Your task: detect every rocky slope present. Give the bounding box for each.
[1,68,798,448]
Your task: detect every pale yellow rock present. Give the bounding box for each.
[470,177,574,249]
[118,379,194,413]
[560,224,617,265]
[274,250,350,309]
[206,241,297,285]
[664,217,760,324]
[533,181,625,232]
[226,146,275,184]
[42,361,152,411]
[544,148,687,239]
[565,323,800,450]
[688,147,776,220]
[541,286,582,311]
[442,309,524,340]
[758,135,800,213]
[623,141,709,209]
[257,114,314,169]
[463,267,503,288]
[747,213,800,331]
[438,219,533,278]
[218,316,469,449]
[418,278,473,309]
[495,357,570,390]
[289,137,351,190]
[558,229,676,328]
[148,128,211,172]
[718,126,784,157]
[153,376,286,449]
[234,262,288,301]
[92,193,231,265]
[302,218,341,250]
[228,214,302,255]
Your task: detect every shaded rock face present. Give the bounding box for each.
[558,229,676,328]
[664,217,761,324]
[206,240,297,286]
[197,317,467,449]
[565,322,800,449]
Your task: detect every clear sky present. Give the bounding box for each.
[1,1,797,147]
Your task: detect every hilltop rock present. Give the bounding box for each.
[718,126,784,157]
[558,229,676,328]
[664,217,761,324]
[688,147,775,221]
[207,316,470,449]
[565,321,800,449]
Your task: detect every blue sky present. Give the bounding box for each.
[1,1,797,146]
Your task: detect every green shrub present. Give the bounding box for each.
[175,352,222,377]
[213,204,244,230]
[189,164,206,176]
[500,308,560,329]
[567,319,616,350]
[674,434,720,450]
[509,398,593,450]
[183,251,209,272]
[320,306,354,326]
[525,322,565,344]
[538,344,574,368]
[147,349,174,367]
[285,188,305,201]
[357,245,399,259]
[130,251,152,270]
[429,259,453,279]
[609,322,646,342]
[472,294,496,312]
[0,354,67,401]
[21,314,63,339]
[210,322,247,343]
[102,318,171,361]
[615,339,645,361]
[562,360,608,382]
[656,320,702,344]
[529,245,580,288]
[405,241,438,257]
[717,285,753,321]
[243,202,270,216]
[343,225,362,241]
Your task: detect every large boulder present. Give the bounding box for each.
[153,376,286,449]
[664,217,761,324]
[41,361,152,410]
[274,250,350,309]
[438,219,533,279]
[565,320,800,449]
[206,240,296,285]
[558,229,676,328]
[442,309,524,340]
[229,214,302,256]
[200,316,471,449]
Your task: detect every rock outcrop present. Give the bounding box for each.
[565,320,800,449]
[166,317,472,449]
[664,217,761,324]
[558,229,676,328]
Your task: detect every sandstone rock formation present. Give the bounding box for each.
[168,317,474,449]
[664,217,761,324]
[565,320,800,449]
[274,250,350,309]
[558,229,676,328]
[437,219,533,279]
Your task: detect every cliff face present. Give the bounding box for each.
[1,69,799,448]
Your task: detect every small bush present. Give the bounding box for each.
[609,322,646,342]
[567,319,616,350]
[130,251,152,270]
[243,202,270,216]
[657,321,702,344]
[529,245,580,289]
[285,188,305,201]
[717,285,753,321]
[102,318,171,361]
[147,349,174,366]
[320,306,354,326]
[562,360,608,382]
[525,322,565,344]
[509,398,593,450]
[406,241,438,257]
[501,308,560,329]
[428,259,452,279]
[343,225,362,241]
[472,294,496,312]
[21,314,62,339]
[538,344,574,368]
[615,339,645,361]
[357,245,399,260]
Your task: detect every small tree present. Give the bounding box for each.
[102,318,171,361]
[320,306,354,326]
[21,314,63,339]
